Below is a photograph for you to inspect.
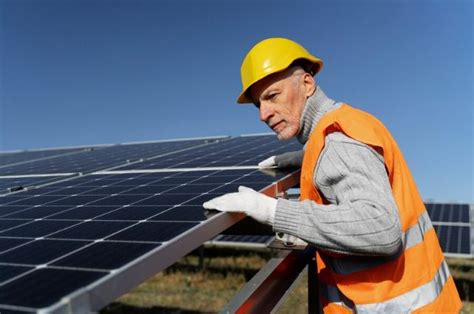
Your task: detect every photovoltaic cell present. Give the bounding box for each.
[0,265,33,283]
[0,238,30,253]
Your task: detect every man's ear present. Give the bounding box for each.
[303,73,316,98]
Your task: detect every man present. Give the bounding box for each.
[203,38,461,312]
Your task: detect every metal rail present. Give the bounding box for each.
[221,245,317,314]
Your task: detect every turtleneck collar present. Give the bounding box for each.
[297,86,339,145]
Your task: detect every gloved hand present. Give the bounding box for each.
[258,151,304,169]
[202,186,277,225]
[258,156,277,168]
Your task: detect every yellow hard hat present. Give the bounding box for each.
[237,37,323,104]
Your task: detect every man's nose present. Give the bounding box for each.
[259,102,274,122]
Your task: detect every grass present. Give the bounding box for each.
[103,271,241,313]
[101,249,474,314]
[101,249,272,314]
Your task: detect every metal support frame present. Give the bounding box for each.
[221,245,317,314]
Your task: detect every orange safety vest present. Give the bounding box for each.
[300,104,462,313]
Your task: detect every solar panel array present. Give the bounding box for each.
[0,135,301,313]
[0,136,471,313]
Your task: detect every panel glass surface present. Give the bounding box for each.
[0,147,88,167]
[115,135,302,170]
[433,224,471,255]
[0,168,288,312]
[0,139,216,176]
[0,176,70,195]
[425,202,470,223]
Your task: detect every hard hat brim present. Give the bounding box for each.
[237,57,323,104]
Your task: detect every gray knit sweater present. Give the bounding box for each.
[273,87,402,256]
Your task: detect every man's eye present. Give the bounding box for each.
[268,93,278,100]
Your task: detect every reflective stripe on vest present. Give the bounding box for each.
[322,260,450,312]
[324,211,433,275]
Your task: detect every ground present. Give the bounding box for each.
[101,249,473,314]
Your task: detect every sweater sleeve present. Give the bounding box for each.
[273,132,402,256]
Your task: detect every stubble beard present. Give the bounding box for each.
[274,124,298,141]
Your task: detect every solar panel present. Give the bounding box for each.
[433,224,471,256]
[0,165,299,312]
[425,202,470,223]
[114,135,301,170]
[0,138,220,176]
[424,202,473,258]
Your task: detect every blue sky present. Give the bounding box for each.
[0,0,472,202]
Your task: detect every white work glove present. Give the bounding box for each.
[258,151,304,169]
[258,156,277,168]
[203,186,277,225]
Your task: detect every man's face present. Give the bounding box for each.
[250,68,314,140]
